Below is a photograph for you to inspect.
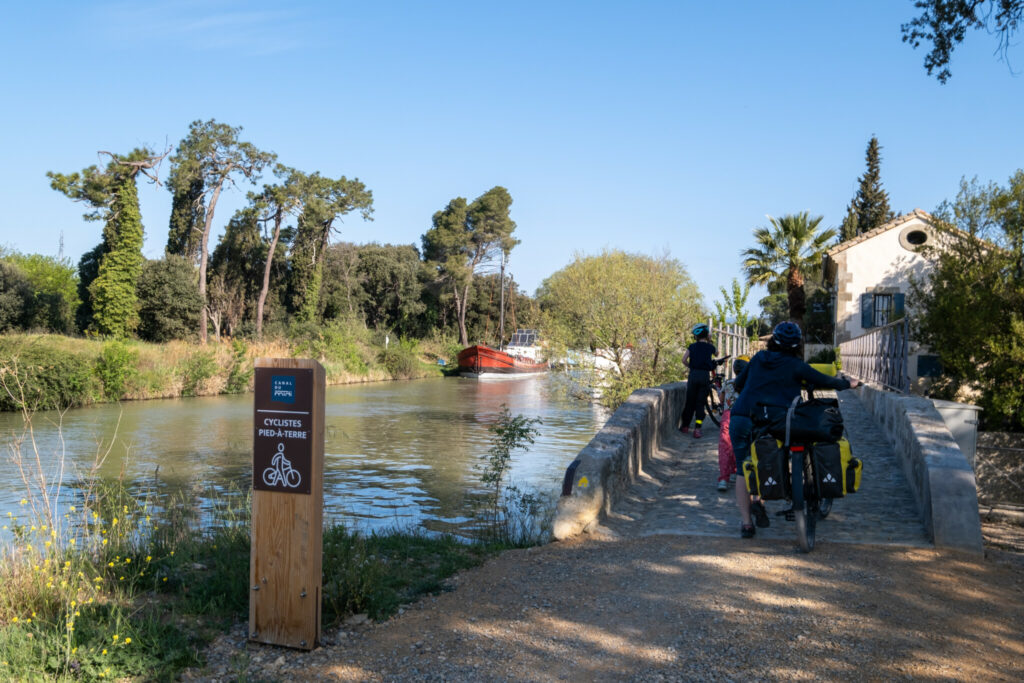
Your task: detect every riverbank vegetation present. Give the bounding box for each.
[0,406,545,680]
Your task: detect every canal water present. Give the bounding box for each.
[0,376,606,536]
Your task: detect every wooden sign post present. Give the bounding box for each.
[250,358,325,650]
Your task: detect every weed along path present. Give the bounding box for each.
[184,398,1024,681]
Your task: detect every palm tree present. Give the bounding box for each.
[742,212,837,332]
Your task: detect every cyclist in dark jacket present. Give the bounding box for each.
[679,323,718,439]
[730,322,859,538]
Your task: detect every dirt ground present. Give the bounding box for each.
[187,527,1024,682]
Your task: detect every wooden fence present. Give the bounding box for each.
[708,321,758,380]
[839,318,910,393]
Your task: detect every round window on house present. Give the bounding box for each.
[899,226,931,251]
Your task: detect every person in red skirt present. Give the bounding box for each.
[716,355,749,492]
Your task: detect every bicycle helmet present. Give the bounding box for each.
[771,321,802,349]
[691,323,709,338]
[732,355,750,375]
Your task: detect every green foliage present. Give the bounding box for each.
[166,173,205,264]
[136,256,203,342]
[0,260,33,332]
[0,340,99,411]
[225,339,253,393]
[89,177,145,338]
[356,243,429,336]
[902,0,1023,83]
[95,341,138,400]
[422,187,518,345]
[287,172,375,323]
[379,337,421,379]
[1,251,80,334]
[539,250,704,377]
[289,319,370,374]
[712,278,753,329]
[476,406,544,544]
[806,346,839,364]
[178,350,217,397]
[914,171,1024,430]
[743,212,836,331]
[840,136,894,241]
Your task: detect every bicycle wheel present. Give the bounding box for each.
[705,394,721,427]
[790,448,816,552]
[794,506,816,552]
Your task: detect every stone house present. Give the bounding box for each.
[822,209,944,383]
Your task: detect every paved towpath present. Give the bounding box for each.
[592,391,930,546]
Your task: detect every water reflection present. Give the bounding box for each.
[0,376,605,536]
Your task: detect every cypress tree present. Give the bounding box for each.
[89,174,145,338]
[842,136,894,240]
[166,173,205,264]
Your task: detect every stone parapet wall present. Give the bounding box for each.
[853,385,983,553]
[552,382,686,540]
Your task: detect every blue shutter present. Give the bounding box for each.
[860,293,874,329]
[893,292,906,320]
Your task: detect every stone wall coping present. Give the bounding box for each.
[853,385,983,554]
[552,382,686,540]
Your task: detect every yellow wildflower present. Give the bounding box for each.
[19,499,26,505]
[124,637,131,644]
[112,634,118,641]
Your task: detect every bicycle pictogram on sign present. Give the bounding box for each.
[262,442,302,489]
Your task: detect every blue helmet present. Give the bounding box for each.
[772,321,802,349]
[692,323,709,338]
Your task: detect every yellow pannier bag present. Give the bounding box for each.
[811,439,862,497]
[743,437,787,500]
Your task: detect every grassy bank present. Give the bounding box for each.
[0,324,461,412]
[0,396,546,681]
[0,488,510,681]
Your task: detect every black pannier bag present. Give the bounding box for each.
[755,397,844,444]
[743,437,788,500]
[812,442,846,499]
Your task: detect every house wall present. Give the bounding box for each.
[834,216,935,345]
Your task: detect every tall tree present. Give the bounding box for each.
[841,136,894,241]
[902,0,1023,83]
[355,243,429,335]
[742,212,837,333]
[288,173,374,322]
[713,278,753,331]
[251,166,307,338]
[48,149,165,337]
[168,120,275,343]
[165,171,206,264]
[422,186,518,346]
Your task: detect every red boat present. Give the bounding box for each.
[456,345,548,379]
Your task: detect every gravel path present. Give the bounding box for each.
[182,393,1023,681]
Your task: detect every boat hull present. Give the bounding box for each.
[456,345,548,380]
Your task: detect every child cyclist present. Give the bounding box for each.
[680,323,717,438]
[716,355,749,492]
[729,322,859,538]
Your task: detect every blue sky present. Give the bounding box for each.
[1,1,1022,314]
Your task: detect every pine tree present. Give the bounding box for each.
[842,136,894,240]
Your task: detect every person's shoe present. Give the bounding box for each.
[717,479,728,492]
[680,426,689,434]
[693,428,703,439]
[740,524,756,539]
[751,500,771,528]
[728,473,737,484]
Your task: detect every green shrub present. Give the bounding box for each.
[0,340,99,411]
[380,337,420,379]
[136,256,202,342]
[806,346,838,365]
[95,341,139,400]
[225,339,252,393]
[290,320,369,374]
[178,351,217,397]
